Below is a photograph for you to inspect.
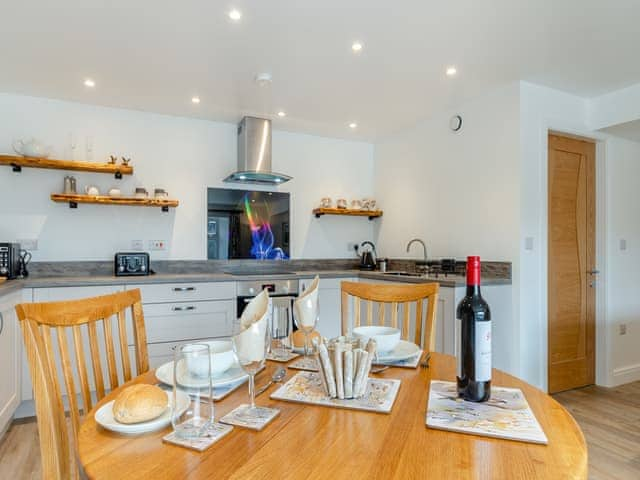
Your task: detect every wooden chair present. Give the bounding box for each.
[341,281,439,352]
[15,289,149,480]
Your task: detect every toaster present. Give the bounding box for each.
[114,252,151,276]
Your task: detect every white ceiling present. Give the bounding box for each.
[2,0,640,141]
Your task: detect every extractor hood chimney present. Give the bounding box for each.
[223,116,292,185]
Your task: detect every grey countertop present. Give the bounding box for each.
[0,269,510,297]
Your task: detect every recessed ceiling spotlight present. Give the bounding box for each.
[446,66,457,77]
[191,96,201,104]
[351,42,363,53]
[84,78,95,88]
[228,9,242,21]
[277,111,286,117]
[349,122,358,129]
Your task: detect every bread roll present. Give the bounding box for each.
[112,384,168,424]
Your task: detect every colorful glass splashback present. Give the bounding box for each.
[207,188,290,260]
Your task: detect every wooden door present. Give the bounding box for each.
[548,134,596,393]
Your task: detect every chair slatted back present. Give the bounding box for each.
[15,289,149,480]
[340,282,439,351]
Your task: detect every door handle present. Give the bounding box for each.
[173,286,196,292]
[588,269,600,275]
[172,306,196,311]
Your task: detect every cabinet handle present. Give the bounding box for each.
[0,312,3,336]
[173,287,196,292]
[172,306,196,311]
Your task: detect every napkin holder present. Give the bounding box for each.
[314,337,377,400]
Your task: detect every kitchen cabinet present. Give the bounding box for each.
[125,282,236,369]
[0,290,21,436]
[299,277,357,339]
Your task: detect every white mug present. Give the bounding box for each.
[85,185,100,196]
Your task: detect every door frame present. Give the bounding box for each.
[539,126,609,391]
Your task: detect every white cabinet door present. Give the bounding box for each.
[129,300,235,345]
[126,282,235,304]
[0,291,22,434]
[299,277,356,339]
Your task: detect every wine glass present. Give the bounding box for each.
[171,343,214,438]
[231,316,277,420]
[270,297,293,360]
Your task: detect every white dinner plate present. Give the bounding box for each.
[375,340,421,362]
[155,360,249,389]
[95,389,189,435]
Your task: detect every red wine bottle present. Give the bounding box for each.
[456,256,491,402]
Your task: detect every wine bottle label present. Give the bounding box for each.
[475,321,492,382]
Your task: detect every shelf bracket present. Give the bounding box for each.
[314,212,323,218]
[368,215,376,221]
[115,171,122,179]
[11,164,21,172]
[161,206,169,212]
[69,201,78,209]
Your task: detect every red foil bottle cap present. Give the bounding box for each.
[466,256,481,286]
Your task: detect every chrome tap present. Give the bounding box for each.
[406,238,428,269]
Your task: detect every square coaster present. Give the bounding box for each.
[162,422,233,452]
[266,350,300,363]
[219,404,280,431]
[288,356,319,372]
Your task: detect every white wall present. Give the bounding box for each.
[0,93,374,261]
[605,137,640,385]
[374,83,521,374]
[375,80,640,390]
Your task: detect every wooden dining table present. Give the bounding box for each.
[78,353,587,479]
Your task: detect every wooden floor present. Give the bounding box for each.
[554,381,640,480]
[0,382,639,479]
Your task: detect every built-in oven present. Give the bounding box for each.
[236,279,299,339]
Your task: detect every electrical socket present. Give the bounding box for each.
[148,240,167,251]
[619,324,627,335]
[348,242,358,253]
[18,239,38,250]
[131,240,144,251]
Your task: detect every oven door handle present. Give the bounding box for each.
[243,295,298,303]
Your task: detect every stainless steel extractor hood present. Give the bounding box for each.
[223,116,292,185]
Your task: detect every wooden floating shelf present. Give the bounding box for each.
[0,154,133,179]
[313,207,383,220]
[51,194,178,212]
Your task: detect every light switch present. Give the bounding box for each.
[524,237,534,251]
[620,239,627,251]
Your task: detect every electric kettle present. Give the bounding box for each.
[358,241,377,270]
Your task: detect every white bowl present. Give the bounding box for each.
[185,340,235,378]
[352,326,401,353]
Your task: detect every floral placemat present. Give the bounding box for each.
[373,350,423,369]
[162,422,233,451]
[287,356,319,372]
[426,380,548,444]
[271,371,401,414]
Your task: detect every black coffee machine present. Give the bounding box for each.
[357,241,377,270]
